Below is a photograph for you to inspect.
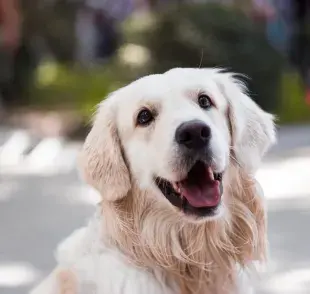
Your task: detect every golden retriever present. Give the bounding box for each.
[31,68,276,294]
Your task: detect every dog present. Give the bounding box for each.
[30,68,276,294]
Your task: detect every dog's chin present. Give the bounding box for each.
[154,161,224,219]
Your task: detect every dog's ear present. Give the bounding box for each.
[217,72,276,172]
[79,94,131,201]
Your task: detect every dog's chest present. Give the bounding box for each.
[56,214,252,294]
[56,223,177,294]
[71,252,177,294]
[71,253,249,294]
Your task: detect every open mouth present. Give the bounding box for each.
[155,161,223,217]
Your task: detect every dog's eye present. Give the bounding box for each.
[137,109,153,126]
[198,94,212,109]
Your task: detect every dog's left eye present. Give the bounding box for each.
[198,94,212,109]
[137,109,154,126]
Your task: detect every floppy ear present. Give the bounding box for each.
[217,72,276,172]
[79,95,131,201]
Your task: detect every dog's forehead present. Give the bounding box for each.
[120,69,227,108]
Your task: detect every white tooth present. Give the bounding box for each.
[172,182,179,191]
[208,167,214,180]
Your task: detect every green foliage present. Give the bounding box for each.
[121,3,286,112]
[28,61,125,116]
[278,70,310,124]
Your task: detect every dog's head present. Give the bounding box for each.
[80,68,275,222]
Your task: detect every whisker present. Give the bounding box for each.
[198,48,204,68]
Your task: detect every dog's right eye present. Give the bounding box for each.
[137,109,154,126]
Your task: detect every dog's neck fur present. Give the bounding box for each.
[100,164,266,294]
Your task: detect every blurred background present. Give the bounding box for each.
[0,0,310,293]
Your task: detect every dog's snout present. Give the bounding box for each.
[175,120,211,150]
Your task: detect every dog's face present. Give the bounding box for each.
[116,69,230,218]
[81,68,276,221]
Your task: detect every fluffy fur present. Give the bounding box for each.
[30,68,276,294]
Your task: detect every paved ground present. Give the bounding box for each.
[1,124,310,294]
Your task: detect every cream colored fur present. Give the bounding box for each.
[30,68,276,294]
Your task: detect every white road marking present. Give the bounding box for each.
[257,157,310,200]
[0,130,32,166]
[0,262,41,287]
[0,133,82,175]
[55,142,81,173]
[259,267,310,294]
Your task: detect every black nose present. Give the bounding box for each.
[175,120,211,150]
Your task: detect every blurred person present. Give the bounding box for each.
[256,0,310,107]
[0,0,21,110]
[249,0,310,107]
[289,0,310,105]
[75,4,98,66]
[0,0,20,51]
[264,0,292,55]
[251,0,276,21]
[94,9,119,61]
[75,0,132,66]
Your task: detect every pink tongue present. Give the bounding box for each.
[180,181,220,208]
